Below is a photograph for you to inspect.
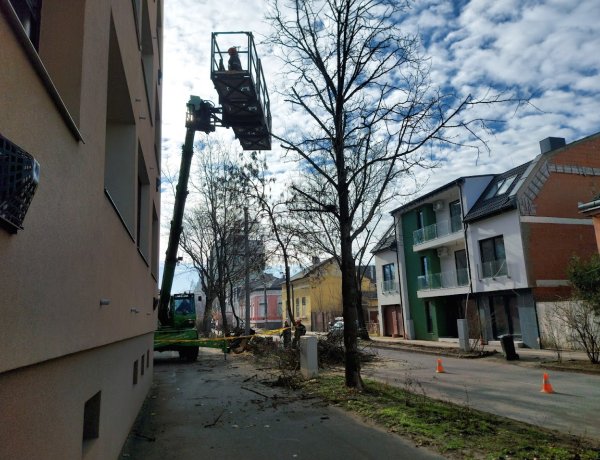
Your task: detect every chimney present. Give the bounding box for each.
[539,137,566,154]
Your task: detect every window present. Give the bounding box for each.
[416,209,425,229]
[382,263,396,292]
[424,302,433,334]
[479,236,507,278]
[449,200,462,233]
[104,20,136,237]
[132,360,139,385]
[484,175,517,200]
[295,298,300,317]
[141,0,155,118]
[137,148,150,260]
[421,256,429,274]
[132,0,142,43]
[9,0,42,49]
[420,256,430,287]
[151,207,159,278]
[82,391,101,443]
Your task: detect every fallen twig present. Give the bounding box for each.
[204,408,225,428]
[241,386,269,399]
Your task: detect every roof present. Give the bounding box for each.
[388,174,497,216]
[372,224,396,254]
[290,257,335,282]
[249,274,284,292]
[463,161,531,223]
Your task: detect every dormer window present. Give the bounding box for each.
[484,174,517,199]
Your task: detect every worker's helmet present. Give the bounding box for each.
[228,47,237,55]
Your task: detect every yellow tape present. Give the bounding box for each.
[155,328,292,345]
[259,327,290,335]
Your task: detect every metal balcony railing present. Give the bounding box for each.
[381,279,398,292]
[413,215,462,245]
[417,268,470,291]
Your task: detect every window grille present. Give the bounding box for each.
[0,134,40,233]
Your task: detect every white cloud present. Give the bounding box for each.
[160,0,600,277]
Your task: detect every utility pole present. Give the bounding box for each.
[244,207,250,335]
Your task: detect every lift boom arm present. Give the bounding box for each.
[158,95,217,325]
[158,125,195,325]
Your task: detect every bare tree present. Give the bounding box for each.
[236,152,306,324]
[267,0,519,388]
[179,139,262,336]
[552,301,600,364]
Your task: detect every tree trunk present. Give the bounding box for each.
[202,293,214,336]
[218,292,229,336]
[284,260,294,324]
[356,288,370,340]
[339,176,363,389]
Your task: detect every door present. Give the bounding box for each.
[384,305,404,337]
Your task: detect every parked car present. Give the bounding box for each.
[328,320,344,336]
[327,319,367,339]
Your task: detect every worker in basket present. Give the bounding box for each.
[228,46,242,71]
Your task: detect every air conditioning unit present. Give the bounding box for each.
[436,246,448,257]
[433,200,444,212]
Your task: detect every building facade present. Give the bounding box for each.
[248,276,284,330]
[0,1,163,458]
[375,134,600,348]
[282,258,377,332]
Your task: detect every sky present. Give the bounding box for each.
[160,0,600,291]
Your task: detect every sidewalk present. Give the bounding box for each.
[367,335,590,362]
[120,348,444,460]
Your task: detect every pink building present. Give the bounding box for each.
[248,276,284,330]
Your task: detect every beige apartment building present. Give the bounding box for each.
[0,1,162,458]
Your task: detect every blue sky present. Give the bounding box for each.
[161,0,600,290]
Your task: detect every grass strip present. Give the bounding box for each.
[304,374,600,460]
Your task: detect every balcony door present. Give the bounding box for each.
[454,249,468,286]
[450,200,462,233]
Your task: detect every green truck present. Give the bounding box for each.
[154,292,200,361]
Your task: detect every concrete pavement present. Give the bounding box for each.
[363,339,600,441]
[368,335,590,362]
[120,348,444,460]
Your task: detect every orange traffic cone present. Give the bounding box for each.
[541,373,554,394]
[436,358,445,373]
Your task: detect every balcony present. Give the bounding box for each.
[416,268,470,298]
[381,279,398,293]
[480,259,508,279]
[413,215,463,251]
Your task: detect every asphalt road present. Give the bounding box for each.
[120,348,444,460]
[363,347,600,441]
